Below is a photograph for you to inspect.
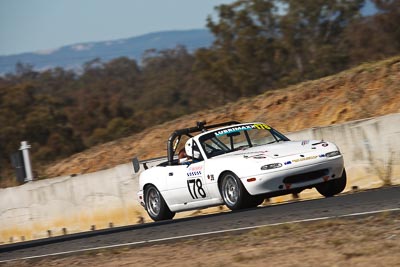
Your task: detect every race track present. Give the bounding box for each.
[1,186,399,262]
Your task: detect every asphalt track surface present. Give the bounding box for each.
[1,186,399,262]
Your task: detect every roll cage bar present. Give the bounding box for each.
[166,121,240,166]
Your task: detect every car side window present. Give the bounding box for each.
[192,142,204,162]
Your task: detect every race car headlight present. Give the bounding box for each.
[325,151,341,157]
[261,163,282,170]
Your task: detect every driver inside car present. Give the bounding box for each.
[178,148,189,164]
[179,138,202,165]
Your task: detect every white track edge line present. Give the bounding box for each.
[1,207,399,263]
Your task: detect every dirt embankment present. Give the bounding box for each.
[44,56,400,178]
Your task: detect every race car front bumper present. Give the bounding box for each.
[241,156,344,195]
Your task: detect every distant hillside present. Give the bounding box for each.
[44,56,400,177]
[0,29,213,74]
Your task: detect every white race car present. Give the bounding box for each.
[134,121,346,221]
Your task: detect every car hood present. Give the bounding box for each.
[213,140,332,160]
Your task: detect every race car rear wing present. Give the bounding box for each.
[132,156,167,173]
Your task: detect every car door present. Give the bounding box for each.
[164,160,210,208]
[185,161,209,202]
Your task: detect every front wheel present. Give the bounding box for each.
[316,169,347,197]
[220,172,251,210]
[145,185,175,221]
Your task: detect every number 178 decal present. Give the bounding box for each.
[187,178,206,199]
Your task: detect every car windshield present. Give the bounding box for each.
[199,123,290,158]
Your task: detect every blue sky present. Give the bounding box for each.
[0,0,234,56]
[0,0,376,57]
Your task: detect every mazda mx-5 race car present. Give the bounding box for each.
[134,121,346,221]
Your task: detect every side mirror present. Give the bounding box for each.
[132,157,140,173]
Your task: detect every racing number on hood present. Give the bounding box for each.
[187,179,206,199]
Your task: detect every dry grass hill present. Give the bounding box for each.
[43,56,400,178]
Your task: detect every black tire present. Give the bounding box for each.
[220,172,252,210]
[316,169,347,197]
[246,195,265,208]
[145,185,175,221]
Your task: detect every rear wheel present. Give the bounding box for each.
[145,185,175,221]
[220,172,253,210]
[316,169,347,197]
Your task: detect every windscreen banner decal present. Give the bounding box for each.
[215,123,271,136]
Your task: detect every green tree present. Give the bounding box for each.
[195,0,365,98]
[280,0,364,81]
[195,0,281,100]
[344,0,400,65]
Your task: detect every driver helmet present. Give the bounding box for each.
[185,138,201,159]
